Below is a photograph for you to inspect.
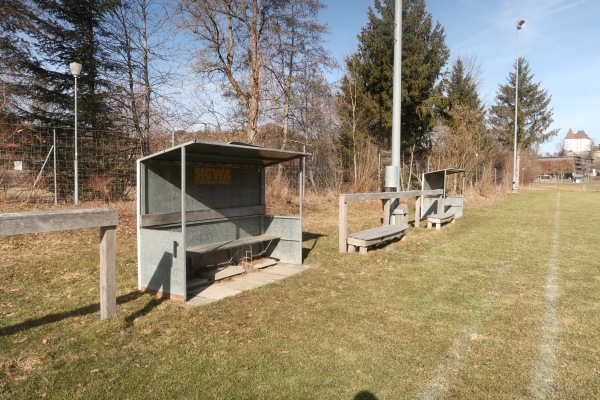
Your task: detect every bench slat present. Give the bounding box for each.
[347,225,408,247]
[348,225,407,241]
[186,234,280,254]
[427,212,455,222]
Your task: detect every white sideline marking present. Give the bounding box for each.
[530,193,561,399]
[417,263,513,400]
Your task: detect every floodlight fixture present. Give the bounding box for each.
[69,62,82,78]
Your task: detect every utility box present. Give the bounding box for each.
[136,141,308,301]
[421,168,466,219]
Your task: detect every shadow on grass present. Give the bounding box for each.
[123,296,166,328]
[302,231,326,260]
[0,291,145,337]
[354,391,378,400]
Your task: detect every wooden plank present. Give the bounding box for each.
[427,212,455,222]
[348,225,407,241]
[99,226,117,320]
[0,208,118,236]
[347,227,408,247]
[342,189,443,203]
[347,232,407,247]
[140,205,266,227]
[186,234,280,254]
[0,209,119,321]
[339,195,347,253]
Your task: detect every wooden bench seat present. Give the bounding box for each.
[347,225,408,254]
[426,213,455,230]
[186,234,280,254]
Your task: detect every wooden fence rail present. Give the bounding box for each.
[0,208,118,320]
[339,190,444,253]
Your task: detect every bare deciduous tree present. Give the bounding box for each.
[179,0,279,143]
[267,0,333,149]
[110,0,177,155]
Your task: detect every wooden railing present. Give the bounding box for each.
[0,208,118,320]
[339,190,443,253]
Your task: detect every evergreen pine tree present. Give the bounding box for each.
[12,0,121,132]
[488,57,558,150]
[440,56,483,122]
[340,0,449,156]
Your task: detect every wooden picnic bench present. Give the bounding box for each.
[339,189,443,254]
[426,212,455,230]
[347,224,408,254]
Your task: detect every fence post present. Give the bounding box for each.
[99,225,117,320]
[339,195,347,253]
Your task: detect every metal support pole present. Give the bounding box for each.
[74,75,79,204]
[512,20,525,193]
[386,0,402,224]
[391,0,402,190]
[53,129,57,204]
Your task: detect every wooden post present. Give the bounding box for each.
[99,226,117,320]
[383,199,391,226]
[339,195,347,253]
[0,208,118,320]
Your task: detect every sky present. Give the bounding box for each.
[319,0,600,154]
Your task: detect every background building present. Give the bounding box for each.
[564,128,593,154]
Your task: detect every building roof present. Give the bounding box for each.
[565,128,590,140]
[139,140,309,167]
[565,128,575,139]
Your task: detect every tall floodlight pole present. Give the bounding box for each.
[391,0,402,191]
[512,20,525,193]
[70,62,82,204]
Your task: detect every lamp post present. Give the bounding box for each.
[512,20,525,193]
[69,62,82,204]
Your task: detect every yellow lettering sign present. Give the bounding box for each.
[194,167,232,185]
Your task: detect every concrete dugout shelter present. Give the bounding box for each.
[420,168,466,219]
[136,141,308,301]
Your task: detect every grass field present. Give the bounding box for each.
[1,188,599,399]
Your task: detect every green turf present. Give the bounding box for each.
[1,191,599,398]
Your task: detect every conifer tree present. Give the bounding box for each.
[9,0,121,132]
[439,56,483,124]
[488,57,558,150]
[339,0,449,156]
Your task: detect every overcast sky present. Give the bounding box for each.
[319,0,600,154]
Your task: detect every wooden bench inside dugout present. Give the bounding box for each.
[136,141,308,301]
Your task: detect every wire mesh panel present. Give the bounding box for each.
[0,123,139,204]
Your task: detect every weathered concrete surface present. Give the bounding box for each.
[185,263,311,307]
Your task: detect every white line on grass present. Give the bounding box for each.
[416,263,513,400]
[530,192,561,399]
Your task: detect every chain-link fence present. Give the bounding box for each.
[1,123,141,204]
